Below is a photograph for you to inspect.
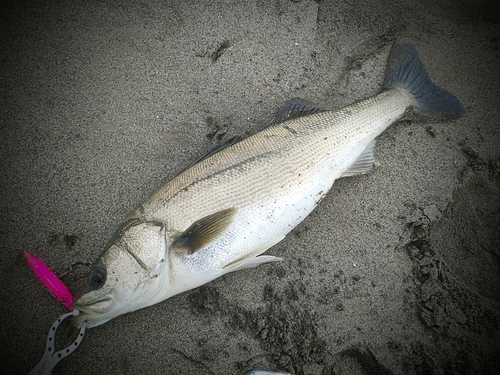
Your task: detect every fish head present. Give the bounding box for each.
[72,221,169,328]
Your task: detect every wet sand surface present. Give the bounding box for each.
[1,1,499,374]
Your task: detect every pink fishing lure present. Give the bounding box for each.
[25,252,74,310]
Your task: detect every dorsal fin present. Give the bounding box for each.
[269,97,325,125]
[179,98,325,174]
[171,208,236,254]
[180,98,323,173]
[181,135,244,173]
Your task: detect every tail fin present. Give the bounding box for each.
[384,39,466,120]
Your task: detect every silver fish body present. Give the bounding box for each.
[73,40,465,328]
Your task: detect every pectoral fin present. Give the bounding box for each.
[341,140,376,177]
[171,208,236,254]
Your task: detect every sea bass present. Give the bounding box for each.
[73,39,465,328]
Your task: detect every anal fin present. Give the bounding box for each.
[341,140,376,177]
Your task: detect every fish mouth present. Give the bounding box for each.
[73,294,113,313]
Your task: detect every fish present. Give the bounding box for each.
[72,39,465,328]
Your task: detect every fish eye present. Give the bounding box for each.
[87,265,107,290]
[91,274,102,286]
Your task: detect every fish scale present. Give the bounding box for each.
[139,90,408,223]
[152,90,411,293]
[156,93,400,230]
[72,40,465,328]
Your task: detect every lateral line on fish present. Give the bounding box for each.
[149,149,280,218]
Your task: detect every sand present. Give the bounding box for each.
[1,1,499,374]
